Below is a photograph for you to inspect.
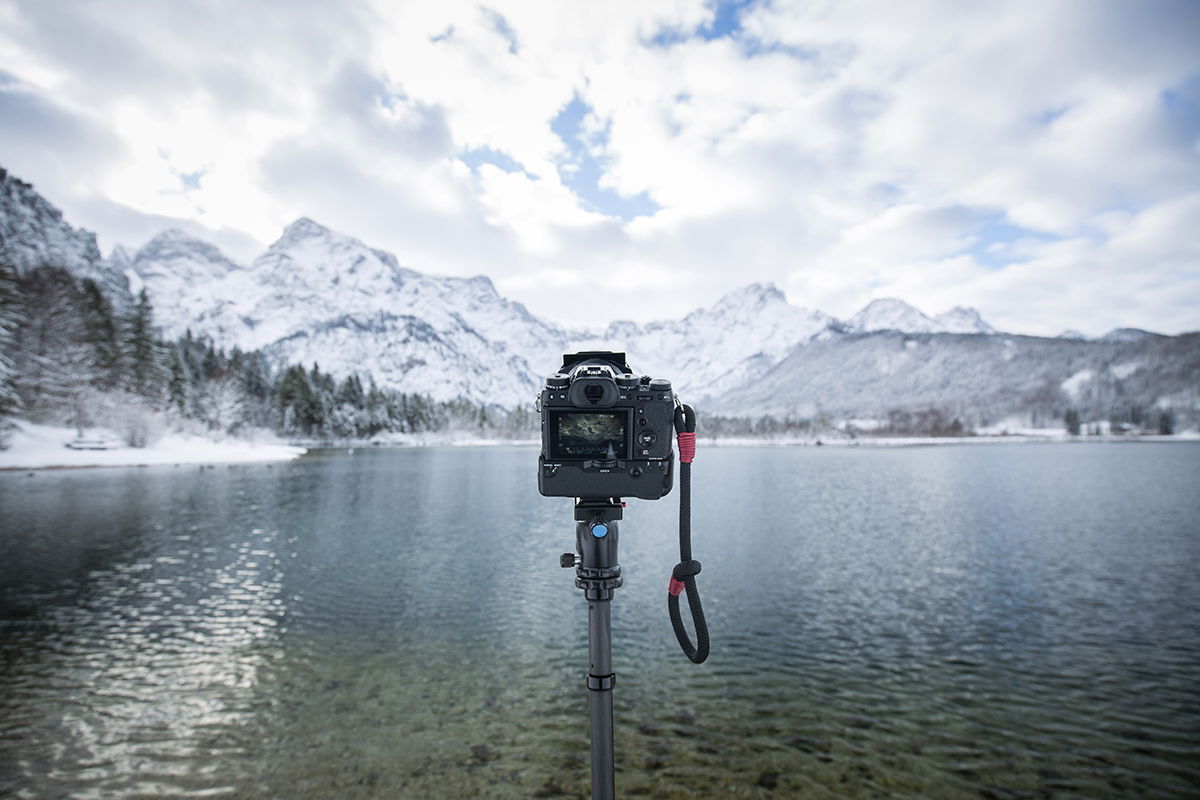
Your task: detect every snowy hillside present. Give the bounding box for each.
[711,330,1200,429]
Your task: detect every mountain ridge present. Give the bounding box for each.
[108,220,1021,404]
[3,165,1193,428]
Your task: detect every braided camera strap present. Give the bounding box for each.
[668,404,710,664]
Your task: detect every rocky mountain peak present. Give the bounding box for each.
[717,282,787,308]
[933,306,995,334]
[1099,328,1165,343]
[850,298,998,335]
[274,217,334,248]
[851,298,935,333]
[1,167,103,276]
[136,228,240,266]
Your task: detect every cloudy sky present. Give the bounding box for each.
[1,0,1198,336]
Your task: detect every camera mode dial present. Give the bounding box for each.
[649,378,672,392]
[616,374,639,389]
[546,374,570,388]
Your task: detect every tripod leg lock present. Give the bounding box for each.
[587,672,616,691]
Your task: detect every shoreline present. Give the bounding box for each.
[3,423,1195,472]
[0,422,307,472]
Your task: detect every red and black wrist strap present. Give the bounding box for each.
[668,404,709,664]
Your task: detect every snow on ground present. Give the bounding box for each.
[1060,369,1095,400]
[0,422,307,470]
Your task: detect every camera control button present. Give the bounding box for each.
[631,468,642,478]
[636,430,657,446]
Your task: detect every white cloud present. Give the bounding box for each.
[0,0,1196,334]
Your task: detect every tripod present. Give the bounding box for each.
[560,497,625,800]
[554,405,709,799]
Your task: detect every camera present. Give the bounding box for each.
[537,351,676,500]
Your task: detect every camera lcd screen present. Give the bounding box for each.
[548,410,630,460]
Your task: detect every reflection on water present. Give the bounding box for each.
[1,472,288,798]
[2,444,1199,798]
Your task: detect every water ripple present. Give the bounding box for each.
[2,445,1199,798]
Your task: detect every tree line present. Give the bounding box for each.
[0,260,1184,449]
[0,262,536,447]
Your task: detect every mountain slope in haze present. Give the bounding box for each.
[713,330,1200,429]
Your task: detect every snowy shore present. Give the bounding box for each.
[4,422,1193,471]
[697,433,1197,447]
[0,422,307,470]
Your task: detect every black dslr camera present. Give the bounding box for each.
[537,351,675,500]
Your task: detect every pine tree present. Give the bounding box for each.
[1158,410,1174,436]
[14,266,97,418]
[234,349,274,428]
[124,289,165,398]
[275,365,321,436]
[79,278,122,389]
[1064,408,1081,436]
[336,374,365,408]
[0,263,23,440]
[166,344,191,415]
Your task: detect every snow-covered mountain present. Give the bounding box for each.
[0,168,131,305]
[849,298,994,334]
[119,212,1013,407]
[121,221,843,405]
[573,283,837,401]
[6,164,1193,424]
[931,306,995,334]
[709,328,1200,429]
[128,218,570,405]
[1097,327,1164,344]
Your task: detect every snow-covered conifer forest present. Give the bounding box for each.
[0,262,537,450]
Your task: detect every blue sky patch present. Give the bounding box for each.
[650,0,758,47]
[481,8,519,54]
[699,0,756,40]
[960,212,1061,269]
[1035,106,1070,125]
[1161,72,1200,143]
[551,95,660,220]
[178,169,205,190]
[459,146,530,177]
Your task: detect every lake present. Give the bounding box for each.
[2,443,1198,799]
